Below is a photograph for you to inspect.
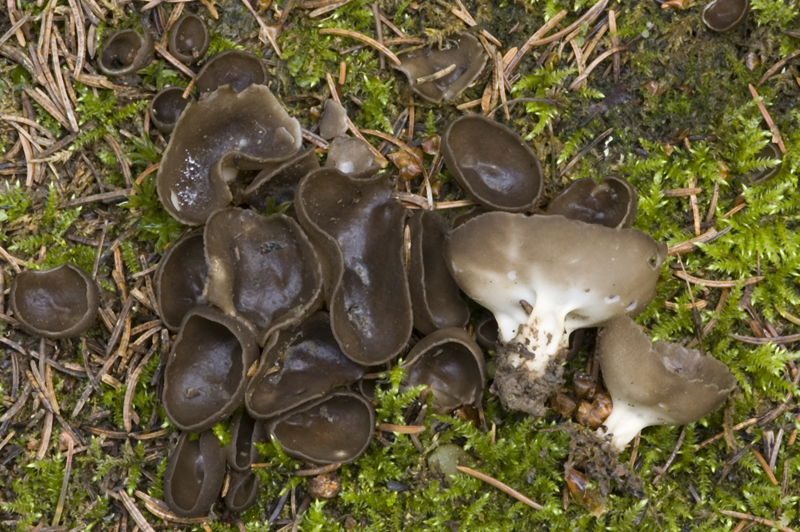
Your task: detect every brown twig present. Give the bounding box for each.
[377,423,426,434]
[696,418,758,449]
[294,463,342,476]
[673,270,764,288]
[456,466,543,510]
[559,127,613,177]
[757,49,800,86]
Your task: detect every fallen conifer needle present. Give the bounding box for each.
[456,466,543,510]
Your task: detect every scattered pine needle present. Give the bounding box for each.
[456,466,543,510]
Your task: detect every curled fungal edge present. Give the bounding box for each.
[156,84,302,225]
[597,315,736,452]
[98,29,154,76]
[546,176,637,229]
[446,213,666,416]
[702,0,749,32]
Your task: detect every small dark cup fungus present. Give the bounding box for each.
[748,142,782,184]
[168,14,210,64]
[269,391,375,464]
[400,328,486,413]
[226,411,266,472]
[204,208,323,345]
[148,86,194,135]
[195,50,268,93]
[225,471,260,513]
[319,99,349,140]
[246,312,365,419]
[10,263,99,339]
[325,137,379,177]
[475,316,499,351]
[442,115,543,212]
[154,229,208,331]
[702,0,749,32]
[244,146,320,211]
[98,29,154,76]
[408,210,469,335]
[157,84,302,225]
[395,33,487,103]
[546,176,638,229]
[296,168,413,365]
[597,315,736,452]
[163,307,259,432]
[164,430,226,518]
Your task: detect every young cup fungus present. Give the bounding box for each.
[447,212,667,416]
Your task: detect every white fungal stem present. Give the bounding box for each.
[506,303,569,377]
[597,401,663,453]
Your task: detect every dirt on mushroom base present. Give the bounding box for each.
[493,342,567,418]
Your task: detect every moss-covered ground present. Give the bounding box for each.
[1,0,800,530]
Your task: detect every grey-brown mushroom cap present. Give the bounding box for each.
[442,115,543,212]
[148,87,194,135]
[154,229,208,331]
[598,315,736,425]
[446,212,667,343]
[319,100,348,140]
[546,176,638,229]
[168,14,210,64]
[98,29,154,76]
[702,0,749,32]
[395,33,487,103]
[10,263,99,339]
[163,430,226,518]
[325,137,377,176]
[156,84,302,226]
[195,50,268,93]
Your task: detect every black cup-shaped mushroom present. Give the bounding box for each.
[149,87,194,135]
[596,315,736,452]
[10,263,99,339]
[475,316,499,351]
[400,328,485,413]
[204,208,323,345]
[225,471,260,513]
[395,33,487,103]
[244,146,320,211]
[168,14,210,64]
[319,99,348,140]
[226,411,266,472]
[702,0,749,32]
[157,84,302,226]
[325,137,378,177]
[196,50,268,93]
[163,307,259,431]
[269,392,375,464]
[246,312,366,419]
[408,210,469,335]
[164,430,226,518]
[98,29,154,76]
[296,168,413,365]
[748,142,782,184]
[155,230,208,331]
[546,176,638,229]
[442,115,543,212]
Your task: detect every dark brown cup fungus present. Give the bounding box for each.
[148,86,194,135]
[546,176,638,229]
[98,29,154,76]
[319,99,349,140]
[10,263,99,339]
[395,33,487,103]
[195,50,268,93]
[226,411,266,472]
[748,142,783,184]
[597,315,736,452]
[163,430,226,518]
[163,306,259,432]
[246,312,365,419]
[155,229,208,331]
[157,84,302,226]
[296,168,414,365]
[168,14,210,64]
[269,391,375,464]
[225,471,260,513]
[702,0,749,32]
[204,208,323,345]
[408,210,469,335]
[244,146,320,211]
[400,328,485,413]
[441,115,543,212]
[446,213,667,416]
[324,137,378,177]
[475,316,499,351]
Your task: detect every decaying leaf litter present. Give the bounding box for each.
[1,0,800,530]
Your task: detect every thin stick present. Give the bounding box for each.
[730,332,800,345]
[319,28,401,66]
[559,127,613,177]
[652,426,686,484]
[123,342,158,432]
[0,14,30,49]
[68,0,85,75]
[673,270,763,288]
[748,84,786,154]
[52,434,75,527]
[456,466,543,510]
[505,10,568,76]
[718,510,797,532]
[119,490,156,532]
[153,41,196,78]
[294,463,342,476]
[757,49,800,86]
[568,46,626,90]
[696,418,758,449]
[377,423,426,434]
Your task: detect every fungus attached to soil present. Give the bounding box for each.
[195,50,268,93]
[395,33,487,103]
[154,229,208,331]
[168,13,210,64]
[156,84,302,226]
[163,430,226,518]
[702,0,750,32]
[446,212,666,416]
[596,315,736,452]
[148,86,194,135]
[10,263,100,339]
[441,115,543,212]
[98,29,154,76]
[546,176,637,229]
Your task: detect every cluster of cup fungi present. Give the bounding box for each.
[6,3,758,519]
